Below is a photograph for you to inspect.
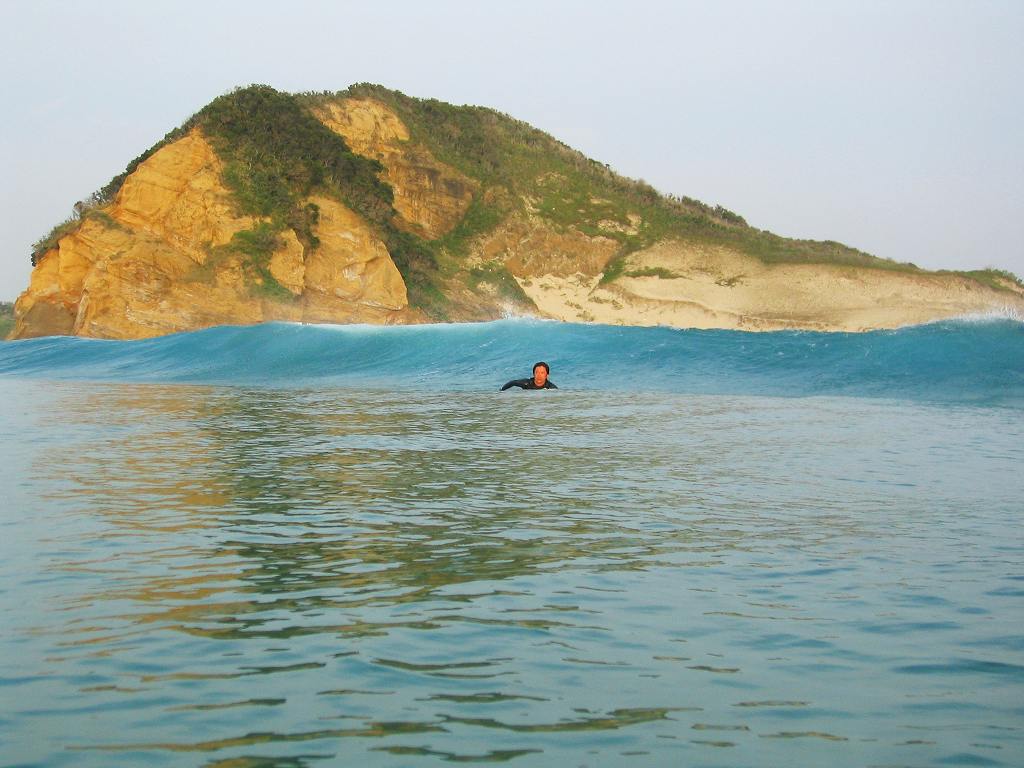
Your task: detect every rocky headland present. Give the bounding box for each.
[12,85,1023,340]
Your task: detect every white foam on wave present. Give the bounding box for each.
[917,306,1024,327]
[887,306,1023,331]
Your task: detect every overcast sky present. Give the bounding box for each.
[1,0,1021,301]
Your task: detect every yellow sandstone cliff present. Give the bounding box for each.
[312,98,476,240]
[13,130,414,339]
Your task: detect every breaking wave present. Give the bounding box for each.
[2,318,1022,406]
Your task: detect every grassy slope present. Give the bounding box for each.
[30,84,1023,321]
[0,302,13,339]
[328,86,908,264]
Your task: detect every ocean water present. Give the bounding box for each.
[1,318,1022,767]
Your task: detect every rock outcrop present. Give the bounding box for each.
[13,130,413,340]
[312,98,475,240]
[475,215,620,279]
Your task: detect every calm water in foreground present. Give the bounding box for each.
[1,379,1022,767]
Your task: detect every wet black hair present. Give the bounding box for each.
[533,361,550,374]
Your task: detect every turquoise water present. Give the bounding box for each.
[1,319,1023,767]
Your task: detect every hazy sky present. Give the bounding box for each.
[2,0,1022,300]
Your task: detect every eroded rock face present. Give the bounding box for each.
[14,246,75,337]
[268,231,306,296]
[473,215,619,279]
[312,98,476,240]
[111,131,256,261]
[300,195,408,323]
[12,130,412,340]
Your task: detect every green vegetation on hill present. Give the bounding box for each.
[0,301,13,339]
[198,87,392,226]
[194,86,444,311]
[214,223,294,301]
[467,263,532,305]
[945,268,1024,292]
[29,83,1024,314]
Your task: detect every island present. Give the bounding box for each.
[11,84,1023,340]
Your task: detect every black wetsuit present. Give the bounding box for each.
[501,378,558,391]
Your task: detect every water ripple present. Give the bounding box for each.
[1,380,1022,766]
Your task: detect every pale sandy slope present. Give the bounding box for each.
[514,240,1024,331]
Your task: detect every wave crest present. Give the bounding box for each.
[1,320,1021,406]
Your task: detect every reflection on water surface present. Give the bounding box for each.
[2,380,1022,766]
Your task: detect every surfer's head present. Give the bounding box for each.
[532,361,550,386]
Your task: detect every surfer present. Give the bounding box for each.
[501,362,558,391]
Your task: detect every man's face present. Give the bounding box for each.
[533,366,548,386]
